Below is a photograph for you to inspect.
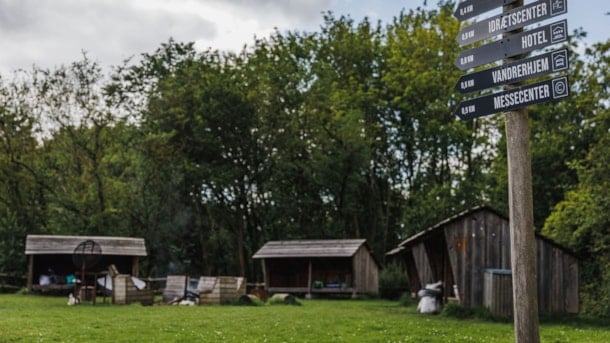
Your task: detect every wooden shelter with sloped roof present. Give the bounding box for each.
[252,239,379,297]
[386,206,579,316]
[25,235,147,292]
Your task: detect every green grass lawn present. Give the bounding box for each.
[0,294,608,342]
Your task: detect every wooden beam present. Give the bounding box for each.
[27,255,34,291]
[261,259,268,290]
[131,256,139,276]
[307,260,313,299]
[504,1,540,341]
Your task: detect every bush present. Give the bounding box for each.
[399,292,416,307]
[378,263,409,300]
[441,303,504,322]
[268,294,301,306]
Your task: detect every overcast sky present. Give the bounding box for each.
[0,0,608,76]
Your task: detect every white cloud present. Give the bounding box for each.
[0,0,332,75]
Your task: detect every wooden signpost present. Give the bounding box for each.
[454,76,569,119]
[455,49,568,93]
[457,0,568,46]
[455,19,568,70]
[454,0,519,22]
[452,1,570,342]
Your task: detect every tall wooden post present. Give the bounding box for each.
[504,1,540,342]
[307,260,313,299]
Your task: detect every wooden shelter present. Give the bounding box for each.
[252,239,379,297]
[25,235,147,292]
[386,206,579,315]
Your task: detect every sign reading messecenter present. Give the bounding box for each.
[454,77,569,120]
[455,19,568,70]
[455,49,569,93]
[457,0,567,46]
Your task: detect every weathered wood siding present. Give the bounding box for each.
[25,235,147,256]
[254,239,379,296]
[353,246,379,294]
[444,210,511,307]
[113,274,154,305]
[484,270,513,317]
[536,239,579,314]
[393,207,580,314]
[25,234,147,291]
[411,243,434,288]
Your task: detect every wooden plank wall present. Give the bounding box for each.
[536,239,580,314]
[411,243,435,288]
[444,210,511,307]
[484,271,513,317]
[353,246,379,294]
[403,208,579,313]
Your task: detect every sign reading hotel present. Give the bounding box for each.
[455,19,568,70]
[454,77,569,120]
[457,0,567,46]
[455,49,569,93]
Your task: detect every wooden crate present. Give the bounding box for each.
[163,275,188,302]
[218,277,237,304]
[199,276,246,305]
[113,274,154,306]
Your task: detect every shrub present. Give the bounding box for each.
[378,262,409,300]
[399,292,416,307]
[441,303,504,322]
[268,294,301,306]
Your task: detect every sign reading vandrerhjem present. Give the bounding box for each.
[453,0,569,120]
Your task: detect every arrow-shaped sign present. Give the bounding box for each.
[457,0,568,46]
[454,76,569,120]
[454,0,518,22]
[455,49,569,93]
[455,19,568,70]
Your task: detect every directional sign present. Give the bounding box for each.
[457,0,568,46]
[455,49,569,93]
[455,19,568,70]
[454,76,569,120]
[454,0,519,22]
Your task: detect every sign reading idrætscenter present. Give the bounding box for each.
[455,19,568,70]
[457,0,567,46]
[454,77,569,120]
[455,49,568,93]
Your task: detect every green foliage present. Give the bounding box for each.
[0,4,608,316]
[378,263,409,300]
[541,40,610,317]
[441,303,499,321]
[0,210,26,275]
[399,292,416,307]
[268,294,301,306]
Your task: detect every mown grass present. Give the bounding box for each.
[0,294,608,342]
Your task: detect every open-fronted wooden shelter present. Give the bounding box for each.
[25,235,147,291]
[253,239,379,297]
[386,206,579,315]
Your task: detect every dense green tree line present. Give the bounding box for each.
[0,3,608,315]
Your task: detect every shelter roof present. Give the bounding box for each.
[386,205,578,258]
[252,239,368,259]
[25,235,147,256]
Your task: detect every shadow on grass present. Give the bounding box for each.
[440,303,610,330]
[539,313,610,330]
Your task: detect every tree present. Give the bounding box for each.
[383,3,495,235]
[0,74,41,274]
[542,40,610,317]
